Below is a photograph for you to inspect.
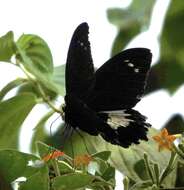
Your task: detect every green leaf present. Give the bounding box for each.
[146,0,184,94]
[17,81,58,101]
[15,34,66,95]
[31,110,55,153]
[110,25,140,56]
[16,34,53,74]
[0,78,27,101]
[107,0,155,55]
[0,149,39,183]
[92,151,111,161]
[52,173,94,190]
[17,81,42,97]
[16,45,65,96]
[0,93,37,149]
[19,167,49,190]
[134,159,149,180]
[0,31,15,62]
[61,130,96,157]
[102,166,115,181]
[52,64,66,95]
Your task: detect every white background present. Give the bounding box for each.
[0,0,184,189]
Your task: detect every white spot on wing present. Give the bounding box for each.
[101,110,134,129]
[128,63,134,67]
[134,68,139,73]
[136,94,142,100]
[124,60,130,63]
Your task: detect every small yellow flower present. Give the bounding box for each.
[74,154,93,167]
[42,150,65,162]
[152,128,181,151]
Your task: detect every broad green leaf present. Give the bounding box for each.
[92,151,111,161]
[52,173,94,190]
[0,31,15,62]
[62,130,96,157]
[52,64,65,95]
[134,159,148,180]
[93,157,109,176]
[146,0,184,94]
[17,81,42,97]
[107,0,155,55]
[16,45,65,96]
[0,93,37,149]
[17,81,58,101]
[110,25,140,56]
[31,110,55,153]
[0,150,39,183]
[19,167,49,190]
[0,78,27,101]
[101,166,115,181]
[16,34,53,74]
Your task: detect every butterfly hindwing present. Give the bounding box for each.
[65,22,95,99]
[86,48,152,111]
[98,109,151,147]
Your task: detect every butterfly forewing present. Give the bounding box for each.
[86,48,152,111]
[65,22,95,99]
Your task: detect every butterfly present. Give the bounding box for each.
[62,22,152,148]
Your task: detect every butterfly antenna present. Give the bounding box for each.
[49,114,61,137]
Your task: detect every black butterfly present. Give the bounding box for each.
[63,22,152,148]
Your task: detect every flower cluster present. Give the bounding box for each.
[42,150,65,162]
[74,154,93,167]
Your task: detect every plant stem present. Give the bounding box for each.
[143,153,155,184]
[18,62,63,115]
[52,159,60,177]
[36,83,62,114]
[159,151,177,185]
[173,144,184,160]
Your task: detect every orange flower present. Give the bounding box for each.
[74,154,93,167]
[152,128,180,151]
[42,150,65,162]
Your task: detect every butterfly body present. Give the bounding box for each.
[63,22,152,148]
